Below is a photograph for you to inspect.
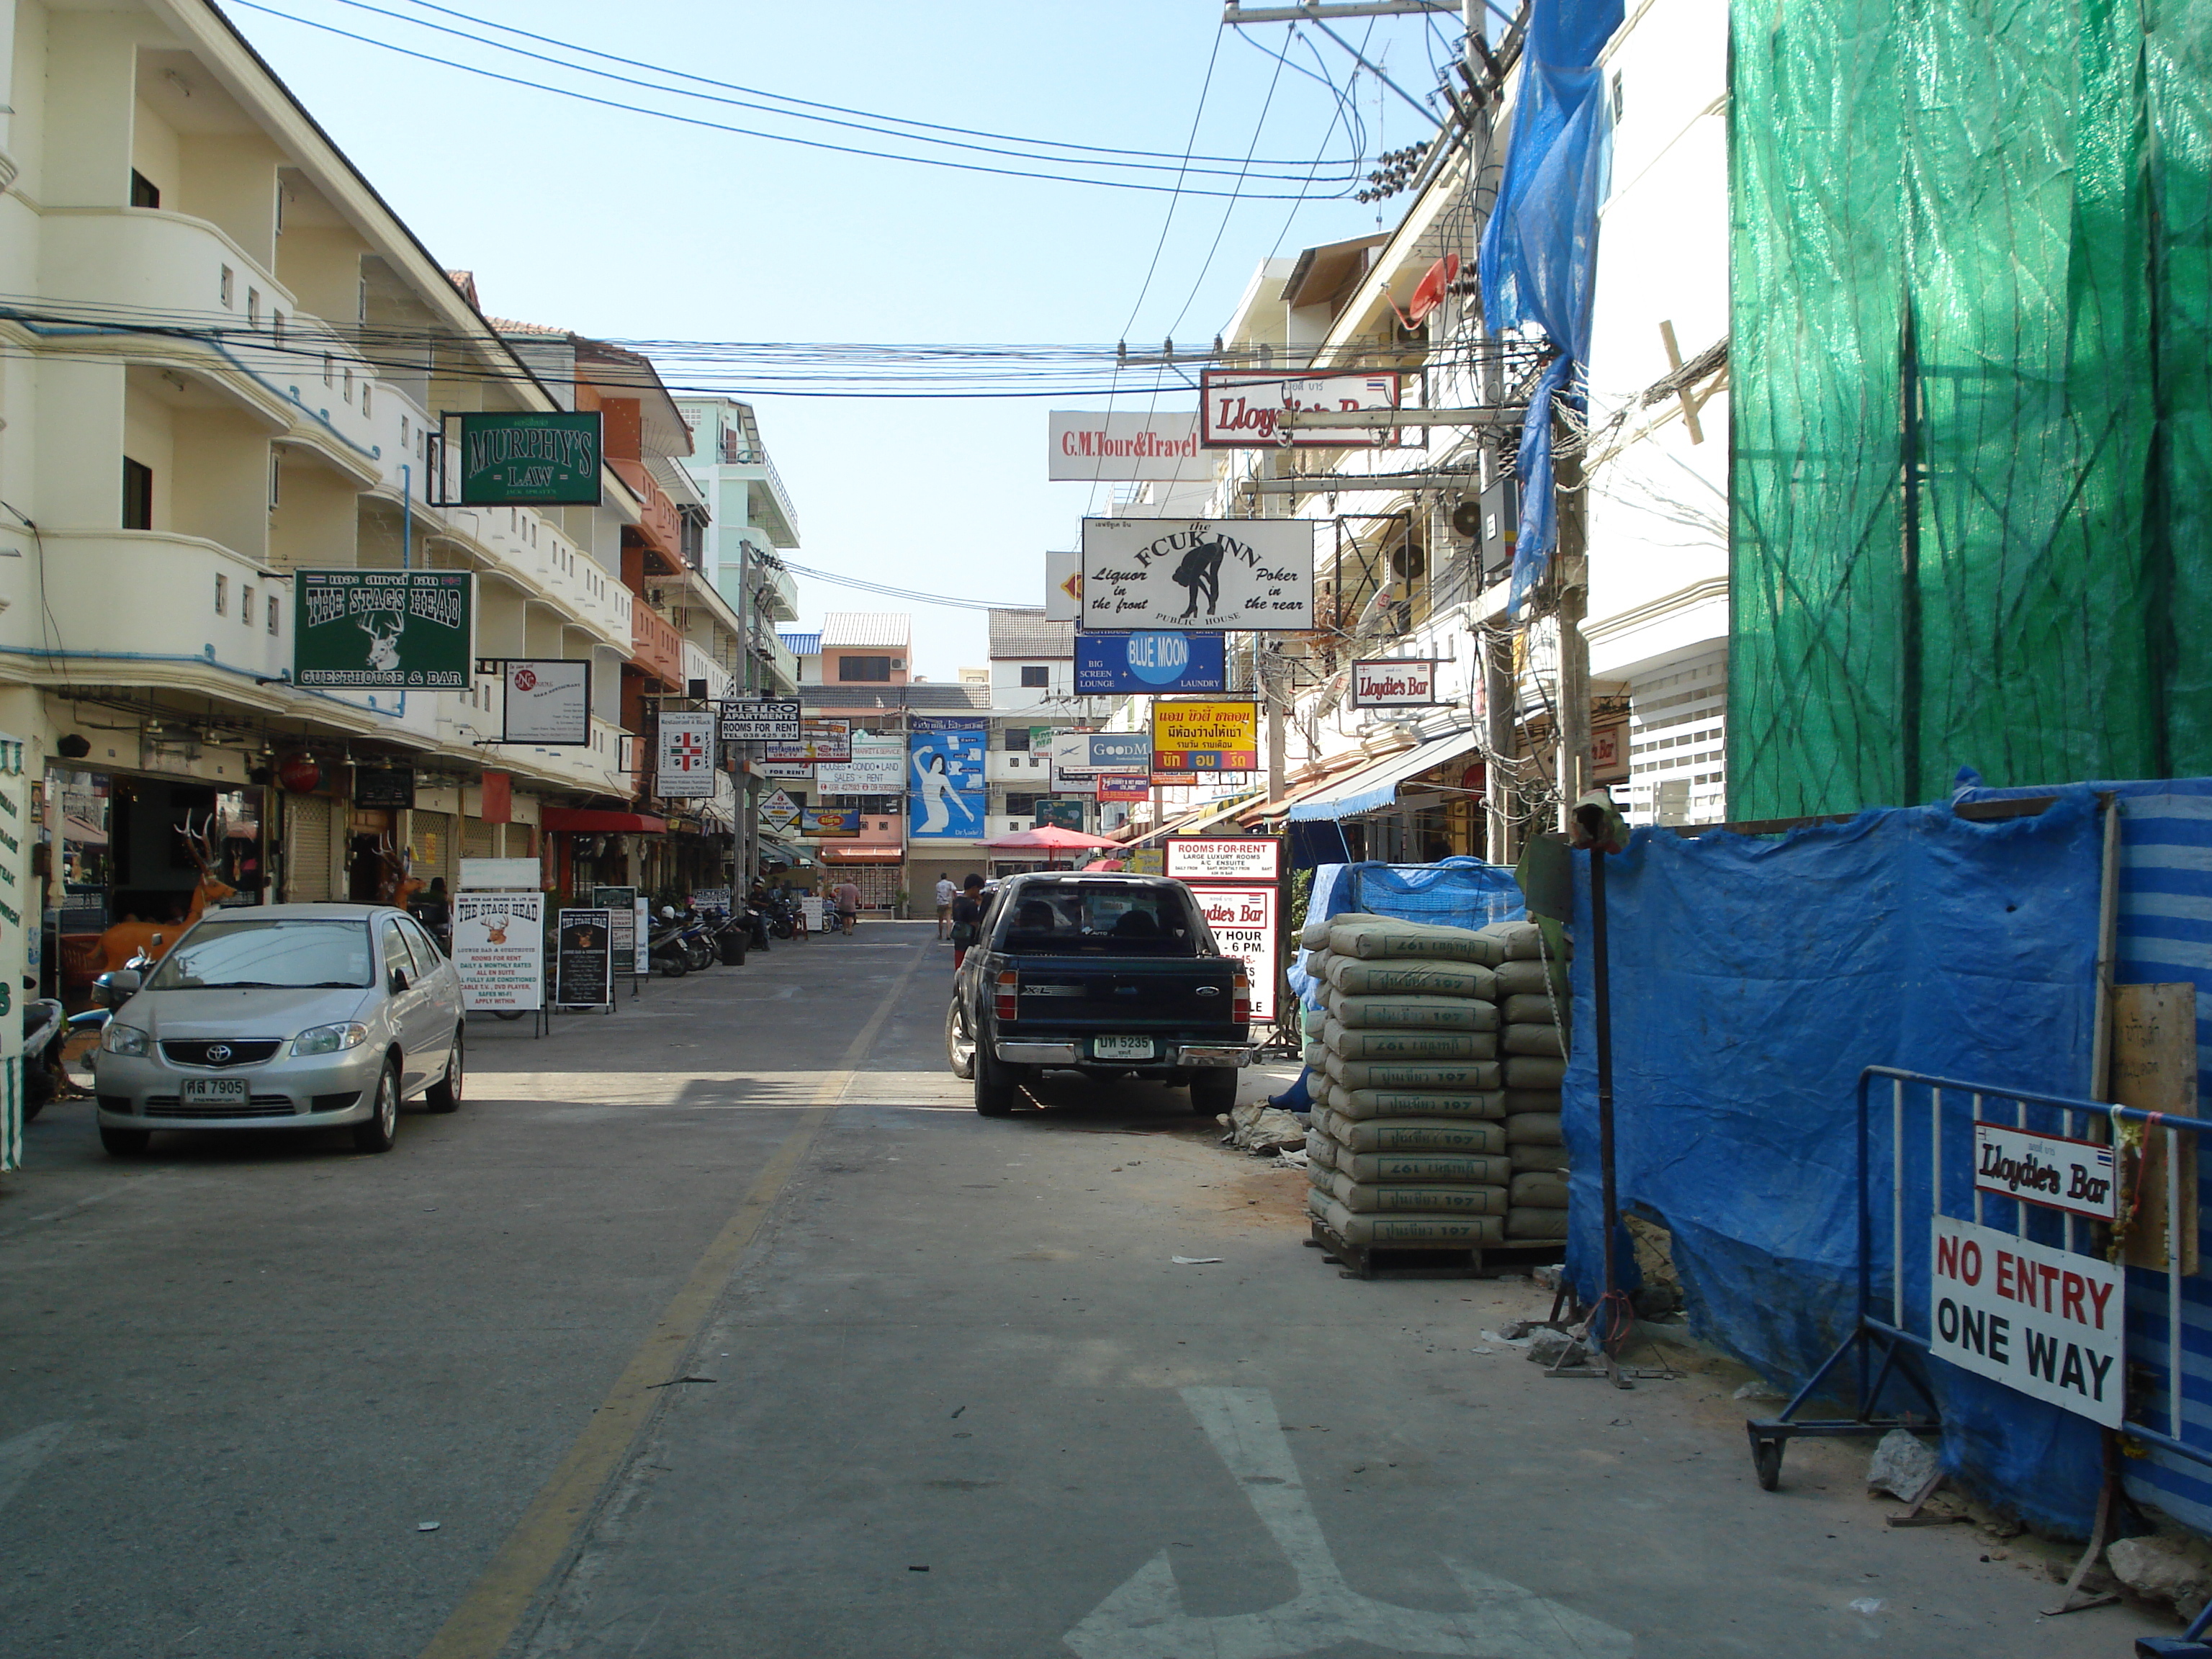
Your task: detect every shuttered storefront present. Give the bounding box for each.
[287,796,334,902]
[409,810,454,889]
[462,817,497,861]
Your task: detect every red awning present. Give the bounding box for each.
[541,809,669,835]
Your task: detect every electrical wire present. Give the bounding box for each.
[372,0,1352,172]
[227,1,1357,200]
[779,559,1020,613]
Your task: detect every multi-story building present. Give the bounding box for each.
[0,0,786,1009]
[673,397,801,703]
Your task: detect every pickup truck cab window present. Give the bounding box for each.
[997,883,1205,957]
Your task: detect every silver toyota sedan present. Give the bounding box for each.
[91,903,466,1157]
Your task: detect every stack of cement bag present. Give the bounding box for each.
[1297,914,1570,1251]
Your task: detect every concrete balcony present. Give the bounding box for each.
[611,459,683,565]
[631,603,685,689]
[17,529,292,691]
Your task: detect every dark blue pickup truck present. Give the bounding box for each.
[944,873,1251,1116]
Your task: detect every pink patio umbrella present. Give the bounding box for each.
[982,824,1125,852]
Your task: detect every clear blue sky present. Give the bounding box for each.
[225,1,1453,675]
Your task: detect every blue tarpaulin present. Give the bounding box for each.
[1477,0,1620,612]
[1563,793,2108,1535]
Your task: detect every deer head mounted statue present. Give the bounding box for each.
[179,812,237,914]
[374,834,426,909]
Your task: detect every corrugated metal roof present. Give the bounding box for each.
[987,608,1074,660]
[780,632,822,656]
[802,685,991,711]
[819,611,911,649]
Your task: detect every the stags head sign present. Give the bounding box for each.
[294,571,474,689]
[1080,518,1314,631]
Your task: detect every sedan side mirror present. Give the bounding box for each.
[388,968,410,995]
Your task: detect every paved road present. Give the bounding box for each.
[0,922,2159,1656]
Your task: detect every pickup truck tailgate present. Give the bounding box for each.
[1009,959,1240,1033]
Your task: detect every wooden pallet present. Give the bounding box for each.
[1306,1218,1566,1281]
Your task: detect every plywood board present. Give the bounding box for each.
[2115,982,2200,1274]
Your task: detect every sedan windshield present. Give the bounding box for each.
[146,920,375,990]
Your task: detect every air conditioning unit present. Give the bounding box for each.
[892,659,906,670]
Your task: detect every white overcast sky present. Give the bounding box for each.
[223,1,1450,676]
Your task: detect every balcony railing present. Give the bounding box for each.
[25,530,292,683]
[611,458,683,562]
[631,603,685,688]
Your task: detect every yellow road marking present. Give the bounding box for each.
[419,940,932,1659]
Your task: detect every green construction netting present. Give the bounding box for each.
[1730,0,2212,817]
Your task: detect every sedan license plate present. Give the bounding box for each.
[1093,1035,1155,1061]
[180,1076,249,1108]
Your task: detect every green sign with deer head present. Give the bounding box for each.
[292,570,474,689]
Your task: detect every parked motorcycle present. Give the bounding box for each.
[648,907,693,978]
[22,988,65,1122]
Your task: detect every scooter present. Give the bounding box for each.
[648,908,693,978]
[22,990,64,1122]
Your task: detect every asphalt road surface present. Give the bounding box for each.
[0,922,2162,1656]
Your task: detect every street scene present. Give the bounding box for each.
[1,0,2208,1655]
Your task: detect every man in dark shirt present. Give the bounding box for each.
[949,874,986,970]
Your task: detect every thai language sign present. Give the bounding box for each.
[909,727,986,840]
[501,659,591,744]
[656,711,717,799]
[1199,368,1404,449]
[1166,836,1282,881]
[1350,658,1441,708]
[817,734,905,793]
[294,570,473,688]
[453,890,543,1012]
[1082,519,1314,631]
[1048,412,1203,481]
[1151,701,1259,773]
[1972,1121,2118,1222]
[1189,884,1279,1022]
[456,411,603,506]
[1075,631,1228,694]
[1929,1215,2123,1426]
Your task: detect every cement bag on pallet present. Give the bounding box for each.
[1303,1041,1326,1070]
[1340,1151,1514,1186]
[1335,1087,1506,1122]
[1336,1116,1507,1155]
[1306,1135,1340,1174]
[1312,1102,1348,1143]
[1501,994,1557,1026]
[1327,992,1499,1033]
[1510,1142,1570,1172]
[1326,1055,1504,1092]
[1475,920,1547,961]
[1328,917,1501,965]
[1300,917,1340,949]
[1511,1171,1570,1208]
[1503,1088,1563,1114]
[1302,1005,1330,1038]
[1326,1169,1509,1215]
[1308,1188,1507,1247]
[1493,959,1560,998]
[1326,958,1498,1000]
[1503,1054,1568,1088]
[1506,1208,1570,1241]
[1503,1024,1566,1058]
[1506,1111,1563,1145]
[1323,1022,1491,1062]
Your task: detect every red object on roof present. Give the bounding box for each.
[984,824,1124,851]
[1394,253,1461,329]
[541,808,668,835]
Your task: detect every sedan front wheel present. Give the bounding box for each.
[354,1059,400,1154]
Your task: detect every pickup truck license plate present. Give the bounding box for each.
[1094,1035,1155,1061]
[180,1076,249,1107]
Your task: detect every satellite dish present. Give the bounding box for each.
[1450,500,1483,539]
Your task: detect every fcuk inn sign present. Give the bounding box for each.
[1349,659,1441,708]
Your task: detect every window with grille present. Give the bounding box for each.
[1020,665,1050,688]
[837,656,891,682]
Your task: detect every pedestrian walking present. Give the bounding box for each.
[832,877,862,935]
[934,872,957,940]
[949,873,986,970]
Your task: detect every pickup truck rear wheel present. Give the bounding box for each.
[973,1042,1017,1116]
[1190,1068,1238,1115]
[945,1000,976,1080]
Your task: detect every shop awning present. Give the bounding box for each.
[819,845,904,862]
[1125,789,1265,848]
[1287,730,1478,822]
[541,809,669,835]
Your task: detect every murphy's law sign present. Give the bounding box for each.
[457,411,603,506]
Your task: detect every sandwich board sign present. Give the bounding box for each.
[452,891,544,1013]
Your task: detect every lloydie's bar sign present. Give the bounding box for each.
[457,412,603,506]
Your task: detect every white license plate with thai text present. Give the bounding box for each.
[1094,1035,1155,1061]
[181,1076,249,1107]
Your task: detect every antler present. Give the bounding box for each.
[178,811,217,877]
